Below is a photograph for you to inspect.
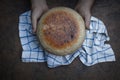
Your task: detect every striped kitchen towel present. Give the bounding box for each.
[19,11,115,68]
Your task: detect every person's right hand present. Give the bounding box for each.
[75,0,95,29]
[31,0,48,33]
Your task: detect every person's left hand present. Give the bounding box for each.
[31,0,48,33]
[75,2,92,29]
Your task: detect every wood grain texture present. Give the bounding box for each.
[0,0,120,80]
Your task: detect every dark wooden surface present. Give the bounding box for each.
[0,0,120,80]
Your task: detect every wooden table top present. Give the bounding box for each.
[0,0,120,80]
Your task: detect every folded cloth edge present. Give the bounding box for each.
[19,10,116,68]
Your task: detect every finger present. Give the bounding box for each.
[31,14,37,33]
[31,7,49,33]
[74,6,80,13]
[84,13,91,29]
[42,6,49,15]
[31,10,42,33]
[44,5,49,11]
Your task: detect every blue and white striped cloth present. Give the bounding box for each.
[19,11,115,68]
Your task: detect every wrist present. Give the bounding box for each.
[31,0,47,9]
[77,0,95,10]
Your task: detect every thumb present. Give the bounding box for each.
[84,13,91,29]
[31,16,37,33]
[31,11,42,33]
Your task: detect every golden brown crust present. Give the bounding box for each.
[42,11,79,49]
[37,7,85,56]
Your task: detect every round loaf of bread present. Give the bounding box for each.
[37,7,85,56]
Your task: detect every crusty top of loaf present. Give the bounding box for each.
[42,10,79,49]
[37,7,85,56]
